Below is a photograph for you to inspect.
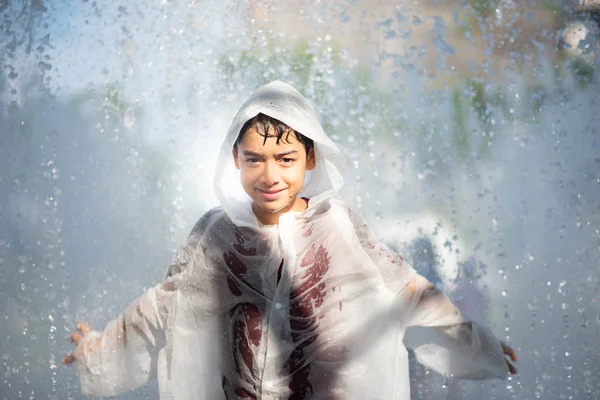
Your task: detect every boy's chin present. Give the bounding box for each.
[259,203,287,213]
[254,200,292,214]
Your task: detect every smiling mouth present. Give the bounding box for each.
[259,189,284,194]
[257,188,285,201]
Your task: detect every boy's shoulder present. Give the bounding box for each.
[306,198,359,229]
[327,198,357,219]
[189,206,229,237]
[324,199,372,232]
[328,198,350,211]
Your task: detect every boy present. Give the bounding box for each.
[64,80,517,399]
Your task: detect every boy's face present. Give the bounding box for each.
[233,125,315,224]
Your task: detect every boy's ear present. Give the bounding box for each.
[306,148,316,171]
[232,147,240,170]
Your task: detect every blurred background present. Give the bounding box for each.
[1,0,599,398]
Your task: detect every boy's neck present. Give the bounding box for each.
[252,197,309,225]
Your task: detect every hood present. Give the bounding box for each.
[213,80,347,227]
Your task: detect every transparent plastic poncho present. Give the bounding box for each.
[74,81,509,399]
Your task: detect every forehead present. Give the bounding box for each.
[237,125,305,153]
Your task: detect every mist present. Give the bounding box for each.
[1,0,599,398]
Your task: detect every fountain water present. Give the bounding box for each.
[1,0,599,399]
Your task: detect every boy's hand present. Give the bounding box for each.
[501,341,518,374]
[62,323,92,365]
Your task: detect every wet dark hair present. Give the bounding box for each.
[234,113,314,156]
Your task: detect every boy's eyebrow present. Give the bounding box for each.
[275,150,298,157]
[241,150,265,158]
[241,150,299,158]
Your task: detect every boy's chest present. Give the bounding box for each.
[200,219,391,381]
[216,223,361,296]
[209,218,379,317]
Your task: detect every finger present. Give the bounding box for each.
[62,354,76,365]
[501,342,518,362]
[78,323,91,336]
[506,360,518,374]
[70,332,82,345]
[508,348,518,362]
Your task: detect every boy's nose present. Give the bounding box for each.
[260,162,280,185]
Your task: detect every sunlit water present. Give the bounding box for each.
[1,1,599,399]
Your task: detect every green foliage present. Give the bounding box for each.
[451,88,470,158]
[467,0,501,17]
[104,83,129,114]
[541,0,570,22]
[526,83,548,116]
[455,10,480,36]
[218,36,342,98]
[570,58,596,87]
[70,82,141,127]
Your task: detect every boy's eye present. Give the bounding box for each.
[246,158,260,163]
[281,158,295,164]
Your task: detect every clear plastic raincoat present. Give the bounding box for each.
[74,81,509,399]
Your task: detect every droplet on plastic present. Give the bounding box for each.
[124,107,136,128]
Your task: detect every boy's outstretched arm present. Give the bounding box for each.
[345,205,518,381]
[62,281,175,397]
[61,222,205,397]
[402,275,518,380]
